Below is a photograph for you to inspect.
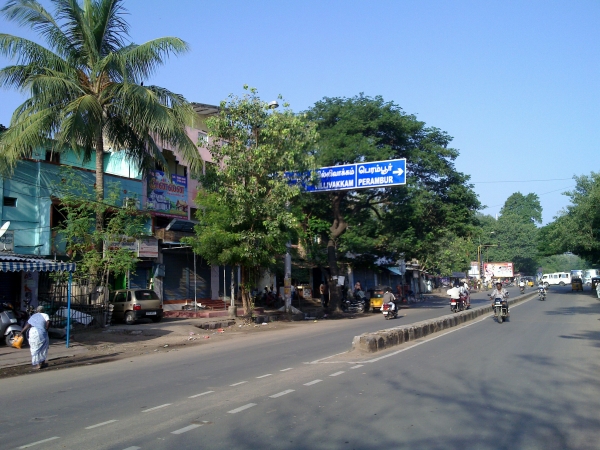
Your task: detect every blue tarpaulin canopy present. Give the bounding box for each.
[0,254,76,272]
[0,254,76,348]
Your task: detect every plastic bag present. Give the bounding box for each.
[11,334,24,349]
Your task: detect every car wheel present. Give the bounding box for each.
[544,283,549,289]
[5,331,20,346]
[559,282,565,287]
[125,311,136,325]
[151,316,162,323]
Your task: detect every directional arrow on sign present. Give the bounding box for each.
[393,168,404,177]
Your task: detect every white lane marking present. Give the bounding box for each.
[230,381,247,386]
[18,437,60,449]
[189,390,215,398]
[280,368,293,372]
[308,351,348,364]
[303,379,322,386]
[256,374,272,379]
[228,403,257,414]
[329,371,345,377]
[85,419,117,429]
[269,389,295,398]
[122,447,141,450]
[350,365,364,369]
[171,424,203,434]
[142,403,172,413]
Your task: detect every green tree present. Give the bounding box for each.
[185,87,317,315]
[486,192,542,274]
[0,0,200,232]
[538,172,600,264]
[53,168,148,294]
[302,94,480,309]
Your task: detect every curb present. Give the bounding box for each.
[351,291,538,353]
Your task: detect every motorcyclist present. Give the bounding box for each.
[538,282,546,298]
[519,278,525,293]
[382,287,396,312]
[459,279,471,308]
[489,282,510,311]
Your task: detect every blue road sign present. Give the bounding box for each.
[305,164,357,192]
[356,159,406,188]
[287,158,406,192]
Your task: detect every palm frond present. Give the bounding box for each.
[1,0,74,59]
[119,37,189,81]
[0,34,71,72]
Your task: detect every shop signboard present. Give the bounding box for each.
[138,237,159,258]
[146,170,188,218]
[108,237,159,258]
[483,262,514,278]
[468,261,479,277]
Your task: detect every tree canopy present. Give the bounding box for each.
[301,94,480,308]
[538,172,600,265]
[482,192,542,274]
[186,87,317,314]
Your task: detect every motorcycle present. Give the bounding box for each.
[538,286,546,301]
[519,285,525,295]
[0,303,23,346]
[381,302,397,320]
[450,296,465,313]
[341,291,367,313]
[491,296,509,323]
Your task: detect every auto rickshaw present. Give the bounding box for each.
[571,277,583,291]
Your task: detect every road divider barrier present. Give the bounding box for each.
[351,291,537,353]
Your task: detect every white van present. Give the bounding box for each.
[584,269,599,285]
[541,272,571,287]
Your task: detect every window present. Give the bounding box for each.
[197,131,208,146]
[45,151,60,164]
[3,197,16,207]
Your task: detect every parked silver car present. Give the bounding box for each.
[110,289,163,325]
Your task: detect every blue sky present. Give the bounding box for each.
[1,0,598,224]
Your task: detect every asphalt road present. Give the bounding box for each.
[4,285,599,450]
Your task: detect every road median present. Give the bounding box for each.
[351,291,537,353]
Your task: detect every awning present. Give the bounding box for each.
[165,218,198,233]
[0,254,76,272]
[387,267,403,276]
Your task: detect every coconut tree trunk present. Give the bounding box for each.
[94,135,105,286]
[95,135,105,232]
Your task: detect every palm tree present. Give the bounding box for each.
[0,0,201,230]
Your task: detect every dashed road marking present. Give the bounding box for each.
[142,403,172,413]
[189,390,215,398]
[122,447,141,450]
[230,381,247,386]
[329,371,345,377]
[18,437,60,449]
[85,419,117,429]
[303,379,322,386]
[350,365,364,369]
[228,403,257,414]
[269,389,295,398]
[280,368,293,372]
[256,374,272,378]
[172,424,203,434]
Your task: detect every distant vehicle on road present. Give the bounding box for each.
[110,289,163,325]
[541,272,571,288]
[583,269,599,286]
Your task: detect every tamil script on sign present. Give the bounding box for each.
[287,159,406,193]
